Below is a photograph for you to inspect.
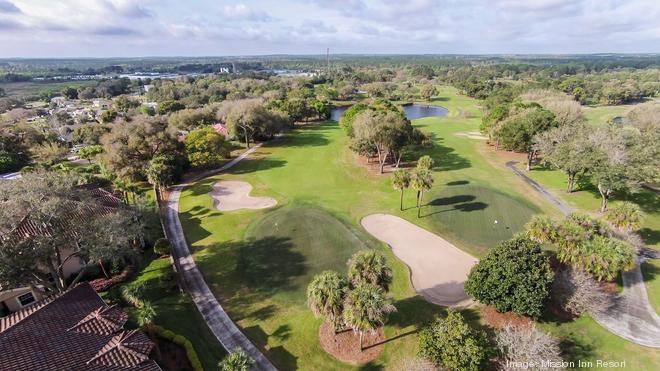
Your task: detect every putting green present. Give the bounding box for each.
[243,205,374,304]
[421,184,539,255]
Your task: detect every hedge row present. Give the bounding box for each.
[153,324,203,371]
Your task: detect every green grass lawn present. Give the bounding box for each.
[0,80,97,98]
[642,259,660,314]
[178,87,658,369]
[583,104,635,125]
[539,314,660,370]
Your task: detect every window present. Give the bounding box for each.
[17,292,36,307]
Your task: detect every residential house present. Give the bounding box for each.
[0,186,124,315]
[0,282,161,370]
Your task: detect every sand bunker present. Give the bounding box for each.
[455,131,488,140]
[361,214,477,307]
[208,181,277,212]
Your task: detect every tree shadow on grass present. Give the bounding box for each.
[428,194,476,206]
[641,259,660,284]
[281,129,330,147]
[447,180,470,186]
[425,137,471,172]
[640,228,660,246]
[388,296,440,329]
[227,158,288,175]
[235,236,307,293]
[268,345,298,370]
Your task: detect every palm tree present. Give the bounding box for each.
[411,169,434,218]
[347,250,393,292]
[525,215,558,243]
[136,301,157,343]
[307,271,348,332]
[416,155,435,171]
[392,169,411,211]
[146,155,175,207]
[604,202,644,231]
[219,349,254,371]
[343,283,396,351]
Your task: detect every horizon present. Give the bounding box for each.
[1,0,659,57]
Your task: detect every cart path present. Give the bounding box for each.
[506,160,660,347]
[163,144,278,370]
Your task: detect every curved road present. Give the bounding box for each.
[507,160,660,347]
[163,144,278,370]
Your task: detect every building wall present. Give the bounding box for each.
[0,287,44,313]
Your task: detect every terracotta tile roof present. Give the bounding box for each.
[88,330,154,368]
[0,283,160,371]
[0,185,123,240]
[67,304,128,335]
[0,291,64,332]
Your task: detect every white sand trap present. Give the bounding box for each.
[455,131,488,140]
[361,214,478,307]
[208,181,277,212]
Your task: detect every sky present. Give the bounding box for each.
[0,0,659,57]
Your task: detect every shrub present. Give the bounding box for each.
[465,235,554,318]
[496,323,563,371]
[604,202,644,231]
[153,238,171,256]
[418,310,490,371]
[567,235,636,281]
[153,326,203,371]
[218,349,254,371]
[552,266,612,316]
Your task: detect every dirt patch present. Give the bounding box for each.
[353,154,411,175]
[319,321,384,364]
[481,305,533,329]
[361,214,477,307]
[208,180,276,211]
[156,338,193,371]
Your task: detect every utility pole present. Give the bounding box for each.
[326,48,330,75]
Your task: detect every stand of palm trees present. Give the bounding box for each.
[392,155,435,217]
[307,250,396,352]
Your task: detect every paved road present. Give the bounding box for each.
[506,160,660,347]
[593,263,660,347]
[505,161,574,214]
[163,144,278,370]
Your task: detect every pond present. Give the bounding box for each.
[330,104,448,122]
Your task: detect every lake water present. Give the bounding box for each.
[330,104,448,122]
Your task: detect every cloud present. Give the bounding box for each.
[222,3,276,22]
[0,18,24,30]
[91,25,141,36]
[0,0,20,13]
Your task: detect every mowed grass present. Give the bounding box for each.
[642,259,660,314]
[421,184,538,254]
[539,314,660,370]
[583,104,635,125]
[0,80,97,97]
[179,87,659,369]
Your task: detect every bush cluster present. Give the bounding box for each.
[153,324,203,371]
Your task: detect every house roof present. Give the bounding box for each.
[0,185,123,240]
[0,283,160,371]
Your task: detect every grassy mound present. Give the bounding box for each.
[242,206,374,305]
[421,184,539,255]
